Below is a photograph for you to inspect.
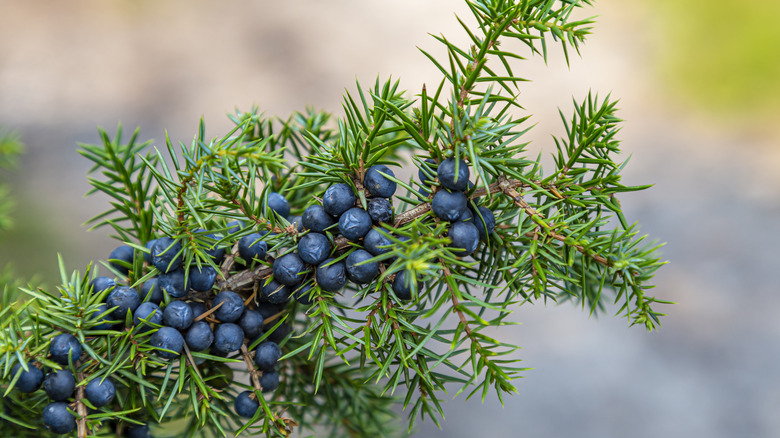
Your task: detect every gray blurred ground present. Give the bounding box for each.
[1,1,779,437]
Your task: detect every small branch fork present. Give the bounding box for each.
[240,344,263,394]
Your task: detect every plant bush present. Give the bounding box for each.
[0,1,667,436]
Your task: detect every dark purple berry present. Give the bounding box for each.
[49,333,82,365]
[106,286,141,321]
[42,402,75,434]
[254,341,282,372]
[260,279,291,304]
[322,183,356,217]
[448,221,480,256]
[11,362,43,393]
[431,189,467,222]
[437,157,470,192]
[267,192,290,219]
[301,205,335,233]
[345,249,379,284]
[150,326,184,359]
[363,165,397,198]
[273,253,306,286]
[212,323,244,354]
[234,390,260,418]
[367,198,393,225]
[212,291,245,323]
[43,369,75,401]
[85,377,115,408]
[338,207,372,241]
[297,232,331,266]
[184,321,214,352]
[163,301,193,331]
[315,258,347,292]
[151,237,183,273]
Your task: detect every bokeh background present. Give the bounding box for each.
[1,0,779,437]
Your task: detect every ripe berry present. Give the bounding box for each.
[316,258,347,292]
[234,390,260,418]
[238,309,265,340]
[106,286,142,320]
[140,278,163,304]
[11,362,43,393]
[254,341,281,372]
[126,424,152,438]
[49,333,82,365]
[151,237,183,273]
[338,207,372,241]
[418,158,437,186]
[158,269,189,298]
[432,189,467,222]
[91,304,116,331]
[133,302,163,331]
[42,402,76,434]
[189,265,217,292]
[150,326,184,359]
[212,323,245,354]
[392,270,421,301]
[345,249,379,284]
[85,376,116,408]
[109,245,135,276]
[261,369,279,393]
[363,228,392,257]
[212,291,245,323]
[163,301,194,331]
[293,283,314,305]
[473,206,496,240]
[260,279,291,304]
[43,369,75,401]
[448,221,480,257]
[297,232,331,265]
[367,198,393,225]
[437,157,470,192]
[238,233,268,265]
[267,192,291,219]
[364,165,397,198]
[273,253,306,286]
[184,321,214,352]
[301,205,335,233]
[90,276,116,295]
[234,391,260,418]
[322,183,356,217]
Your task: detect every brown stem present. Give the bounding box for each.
[74,372,88,438]
[441,262,474,339]
[240,344,263,393]
[498,175,610,267]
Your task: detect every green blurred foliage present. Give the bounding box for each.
[655,0,780,120]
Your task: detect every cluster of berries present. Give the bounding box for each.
[10,334,146,437]
[6,158,497,435]
[424,157,496,256]
[294,164,417,299]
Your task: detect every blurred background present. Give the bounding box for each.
[1,0,779,436]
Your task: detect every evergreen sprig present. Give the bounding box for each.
[0,1,667,437]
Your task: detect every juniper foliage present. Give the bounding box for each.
[0,1,668,437]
